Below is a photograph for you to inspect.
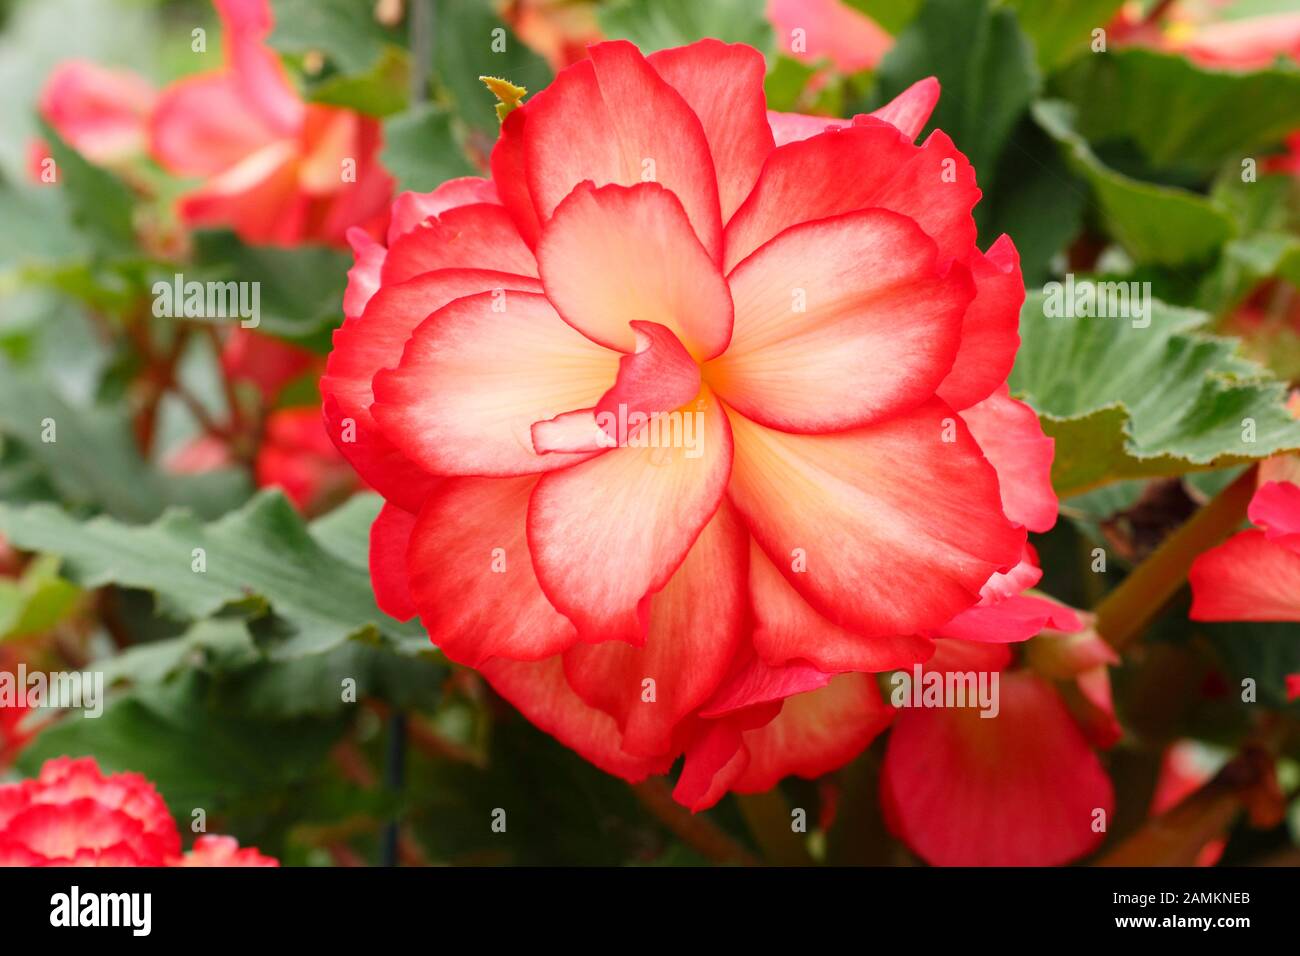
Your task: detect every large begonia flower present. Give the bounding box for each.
[149,0,393,246]
[328,39,1043,811]
[0,757,276,867]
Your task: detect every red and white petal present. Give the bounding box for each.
[370,291,620,477]
[709,209,972,432]
[1189,529,1300,622]
[700,648,835,718]
[523,41,723,260]
[734,673,893,793]
[380,203,538,284]
[534,321,701,455]
[766,111,851,147]
[932,594,1083,644]
[342,227,386,322]
[387,177,500,245]
[369,502,417,622]
[528,388,733,644]
[407,476,578,665]
[938,236,1024,410]
[561,500,749,756]
[647,39,775,223]
[727,401,1025,638]
[959,383,1056,533]
[865,76,940,142]
[323,269,543,508]
[726,123,980,274]
[748,542,935,673]
[489,107,544,248]
[537,182,733,359]
[481,655,671,782]
[882,670,1113,866]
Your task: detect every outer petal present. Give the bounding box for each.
[481,656,671,781]
[749,542,935,673]
[700,648,835,717]
[708,209,972,432]
[1247,480,1300,550]
[672,721,749,812]
[387,177,500,245]
[562,500,749,756]
[932,594,1083,644]
[380,203,539,284]
[489,107,544,248]
[370,291,620,477]
[959,383,1056,532]
[725,122,979,273]
[865,76,940,142]
[1189,530,1300,621]
[767,111,850,148]
[537,182,734,359]
[369,502,417,622]
[407,476,578,666]
[734,673,893,792]
[647,39,775,223]
[726,400,1025,638]
[342,227,386,322]
[528,388,733,644]
[938,236,1024,410]
[323,269,544,509]
[523,41,723,260]
[882,668,1113,866]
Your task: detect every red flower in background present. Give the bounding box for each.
[166,328,359,514]
[149,0,393,247]
[324,37,1070,829]
[32,60,156,173]
[767,0,893,74]
[0,757,276,866]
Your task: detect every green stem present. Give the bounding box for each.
[1093,465,1257,652]
[736,790,815,866]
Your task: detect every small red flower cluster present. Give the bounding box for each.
[0,757,276,867]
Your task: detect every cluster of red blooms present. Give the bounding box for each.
[0,757,276,866]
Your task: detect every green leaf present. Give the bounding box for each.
[0,490,419,659]
[0,554,79,641]
[308,492,384,570]
[432,0,553,135]
[187,231,352,345]
[34,120,135,255]
[98,618,260,687]
[380,103,477,194]
[598,0,773,55]
[17,670,346,829]
[1033,100,1234,266]
[0,359,250,521]
[843,0,922,35]
[1053,47,1300,173]
[874,0,1039,180]
[1009,286,1300,496]
[268,0,404,75]
[306,46,410,118]
[1002,0,1122,72]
